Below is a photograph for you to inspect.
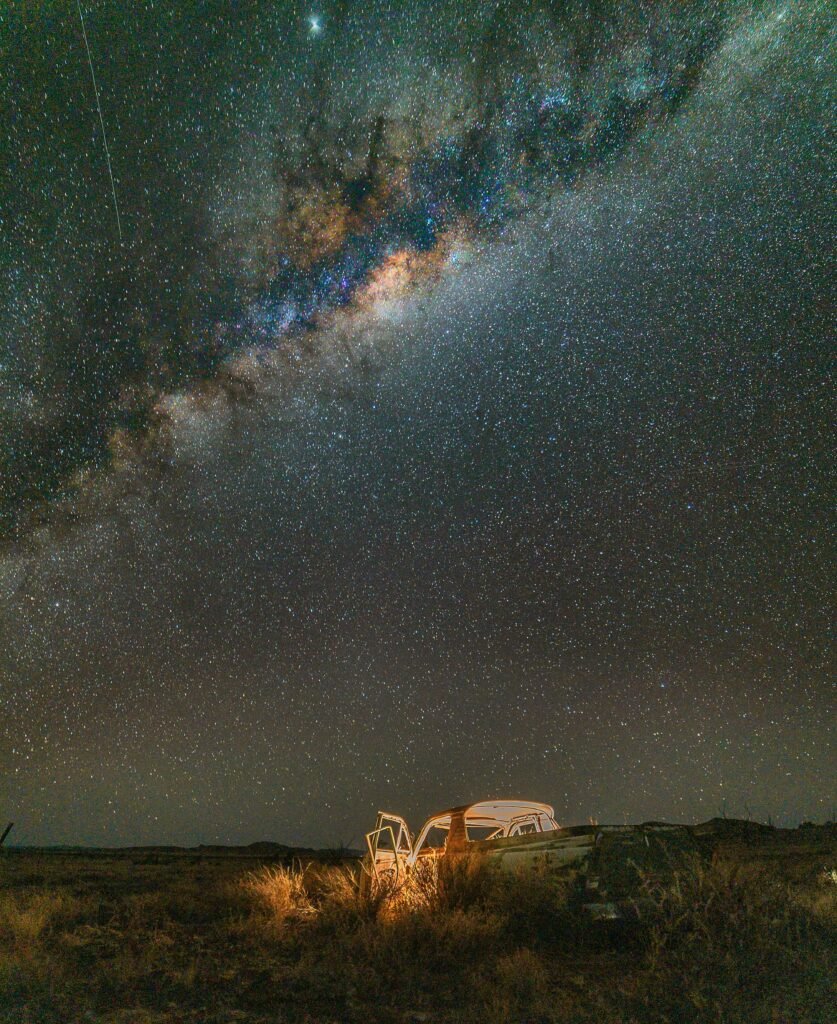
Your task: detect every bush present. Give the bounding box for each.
[611,855,837,1024]
[240,863,313,929]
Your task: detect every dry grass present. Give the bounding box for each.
[0,833,834,1023]
[240,864,314,927]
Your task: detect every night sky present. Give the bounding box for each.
[1,2,833,847]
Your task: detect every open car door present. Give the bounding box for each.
[365,811,413,884]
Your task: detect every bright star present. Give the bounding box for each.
[308,15,322,35]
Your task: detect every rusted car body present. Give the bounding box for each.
[364,799,700,917]
[365,800,564,883]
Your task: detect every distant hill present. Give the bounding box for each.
[3,841,363,860]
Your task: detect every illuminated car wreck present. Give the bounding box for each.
[366,800,563,881]
[364,799,700,919]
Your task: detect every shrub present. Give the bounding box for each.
[240,863,313,928]
[611,855,837,1023]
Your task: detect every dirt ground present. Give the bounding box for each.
[1,822,834,1023]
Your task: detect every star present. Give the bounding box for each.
[308,15,322,36]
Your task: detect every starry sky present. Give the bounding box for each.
[0,1,834,847]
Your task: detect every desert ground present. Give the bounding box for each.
[1,821,835,1024]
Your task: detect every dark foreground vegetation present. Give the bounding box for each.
[1,825,835,1023]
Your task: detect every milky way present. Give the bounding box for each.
[1,2,833,846]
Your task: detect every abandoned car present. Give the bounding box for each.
[364,798,701,918]
[365,800,563,881]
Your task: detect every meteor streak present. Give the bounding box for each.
[76,0,122,242]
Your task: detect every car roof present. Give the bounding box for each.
[424,800,555,825]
